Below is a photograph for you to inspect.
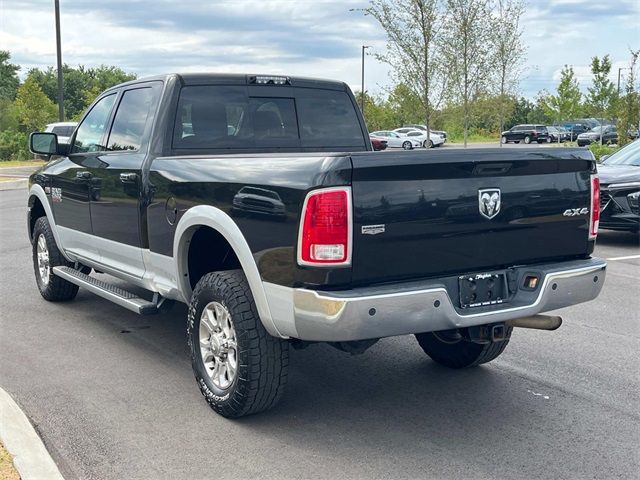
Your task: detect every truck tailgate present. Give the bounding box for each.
[350,148,595,286]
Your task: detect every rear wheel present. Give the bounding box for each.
[32,217,79,301]
[415,327,513,368]
[188,270,289,418]
[402,141,413,150]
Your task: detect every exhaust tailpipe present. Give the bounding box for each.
[506,315,562,331]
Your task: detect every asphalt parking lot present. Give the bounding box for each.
[1,187,638,480]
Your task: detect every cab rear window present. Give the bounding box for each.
[172,85,366,151]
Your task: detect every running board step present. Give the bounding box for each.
[52,266,159,315]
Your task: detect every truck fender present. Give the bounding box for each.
[173,205,286,339]
[28,184,72,261]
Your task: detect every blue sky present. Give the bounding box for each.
[1,0,638,100]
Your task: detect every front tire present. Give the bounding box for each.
[415,327,512,368]
[501,136,507,144]
[524,135,531,144]
[402,141,413,150]
[188,270,289,418]
[32,217,79,301]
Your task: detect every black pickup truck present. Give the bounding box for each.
[28,73,606,418]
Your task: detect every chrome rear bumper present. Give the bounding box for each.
[285,258,606,342]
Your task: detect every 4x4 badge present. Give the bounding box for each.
[479,188,501,219]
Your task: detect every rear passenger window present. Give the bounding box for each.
[107,87,159,152]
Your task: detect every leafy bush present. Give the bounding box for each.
[588,142,617,162]
[0,130,30,161]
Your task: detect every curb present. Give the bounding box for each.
[0,387,64,480]
[0,179,28,191]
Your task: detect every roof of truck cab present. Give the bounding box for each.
[103,73,348,92]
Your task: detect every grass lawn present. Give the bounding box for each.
[0,177,24,182]
[0,160,46,168]
[0,441,20,480]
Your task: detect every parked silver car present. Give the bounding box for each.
[370,131,421,149]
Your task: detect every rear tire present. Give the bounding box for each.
[32,217,79,302]
[188,270,289,418]
[402,141,413,150]
[415,327,513,368]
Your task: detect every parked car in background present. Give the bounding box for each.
[559,122,591,141]
[393,128,445,148]
[44,122,77,145]
[370,130,421,149]
[597,140,640,232]
[370,137,388,151]
[404,124,448,142]
[546,126,566,143]
[501,125,549,144]
[577,125,618,146]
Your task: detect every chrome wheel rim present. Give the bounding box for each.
[36,234,50,286]
[199,301,238,390]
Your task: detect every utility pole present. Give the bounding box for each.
[360,45,370,118]
[54,0,64,121]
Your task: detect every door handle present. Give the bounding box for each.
[120,172,138,183]
[75,171,92,179]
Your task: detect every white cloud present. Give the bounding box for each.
[0,0,636,101]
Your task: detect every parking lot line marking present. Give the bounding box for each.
[606,254,640,261]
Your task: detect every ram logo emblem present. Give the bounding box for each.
[478,188,501,219]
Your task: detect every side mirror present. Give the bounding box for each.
[29,132,58,155]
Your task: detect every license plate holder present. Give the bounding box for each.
[459,272,507,309]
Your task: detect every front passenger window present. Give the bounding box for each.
[71,94,117,153]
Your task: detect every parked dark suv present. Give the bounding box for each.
[501,125,549,144]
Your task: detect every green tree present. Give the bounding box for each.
[507,97,534,127]
[489,0,526,144]
[366,0,446,141]
[0,51,20,100]
[27,64,136,119]
[585,55,617,129]
[442,0,493,147]
[617,49,640,147]
[14,77,57,132]
[539,66,583,122]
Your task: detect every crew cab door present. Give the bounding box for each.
[86,83,162,277]
[52,93,117,257]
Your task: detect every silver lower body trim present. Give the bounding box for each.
[282,258,606,342]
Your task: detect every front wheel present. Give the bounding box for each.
[524,135,531,144]
[415,327,513,368]
[188,270,289,418]
[32,217,79,301]
[501,136,507,144]
[402,141,413,150]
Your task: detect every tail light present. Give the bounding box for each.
[589,174,600,240]
[297,187,352,266]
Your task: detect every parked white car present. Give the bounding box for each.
[393,128,445,148]
[44,122,77,145]
[370,131,421,150]
[403,124,448,143]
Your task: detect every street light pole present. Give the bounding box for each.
[360,45,370,118]
[54,0,64,121]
